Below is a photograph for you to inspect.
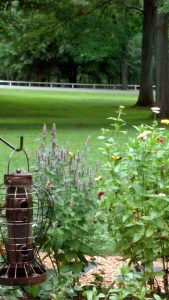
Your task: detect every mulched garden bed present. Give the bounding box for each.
[79,255,124,286]
[18,255,166,299]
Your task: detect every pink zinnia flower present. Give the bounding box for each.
[138,130,152,140]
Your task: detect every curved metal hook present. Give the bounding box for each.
[7,148,30,174]
[0,136,29,173]
[0,136,23,152]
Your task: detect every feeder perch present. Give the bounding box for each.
[0,137,52,285]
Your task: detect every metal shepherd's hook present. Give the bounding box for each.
[0,136,23,152]
[0,136,29,172]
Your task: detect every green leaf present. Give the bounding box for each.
[23,285,41,297]
[70,262,84,274]
[145,227,154,237]
[133,227,145,242]
[154,295,164,300]
[70,240,80,251]
[65,251,76,262]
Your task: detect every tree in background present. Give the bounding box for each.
[91,0,142,88]
[155,1,169,117]
[136,0,157,107]
[91,0,156,104]
[0,0,142,84]
[1,0,169,117]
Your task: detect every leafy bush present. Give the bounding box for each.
[23,269,78,300]
[33,124,99,277]
[107,264,165,300]
[98,106,169,296]
[0,285,23,300]
[79,264,165,300]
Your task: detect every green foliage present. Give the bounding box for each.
[98,106,169,296]
[76,264,166,300]
[0,0,142,83]
[160,0,169,13]
[34,124,99,277]
[23,269,79,300]
[107,264,165,300]
[82,285,105,300]
[0,285,23,300]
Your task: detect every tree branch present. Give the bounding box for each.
[96,0,143,14]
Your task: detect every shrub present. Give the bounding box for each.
[79,264,165,300]
[0,286,23,300]
[98,106,169,296]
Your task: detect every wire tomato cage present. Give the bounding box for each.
[0,137,52,285]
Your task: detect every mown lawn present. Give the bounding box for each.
[0,88,152,179]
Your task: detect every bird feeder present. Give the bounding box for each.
[0,137,52,285]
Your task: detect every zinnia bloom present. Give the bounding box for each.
[138,130,152,140]
[98,191,104,199]
[95,176,102,181]
[151,107,160,114]
[157,137,164,143]
[68,151,75,158]
[111,155,121,160]
[161,119,169,125]
[158,193,166,197]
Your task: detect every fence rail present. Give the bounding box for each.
[0,80,156,91]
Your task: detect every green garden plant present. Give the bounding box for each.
[0,122,109,300]
[29,269,77,300]
[0,285,23,300]
[75,264,164,300]
[107,264,165,300]
[32,124,100,292]
[98,106,169,298]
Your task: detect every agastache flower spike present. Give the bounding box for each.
[83,182,86,191]
[60,149,64,160]
[47,154,50,166]
[76,151,81,164]
[64,178,67,189]
[42,123,48,141]
[51,123,57,138]
[84,136,91,148]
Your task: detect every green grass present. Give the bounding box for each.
[0,89,150,128]
[0,88,152,180]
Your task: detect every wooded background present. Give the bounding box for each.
[0,0,169,115]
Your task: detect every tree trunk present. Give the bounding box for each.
[68,63,77,83]
[121,44,128,90]
[155,13,169,117]
[136,0,157,107]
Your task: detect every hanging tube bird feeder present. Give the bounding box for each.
[0,137,52,285]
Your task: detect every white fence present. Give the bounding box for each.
[0,80,156,91]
